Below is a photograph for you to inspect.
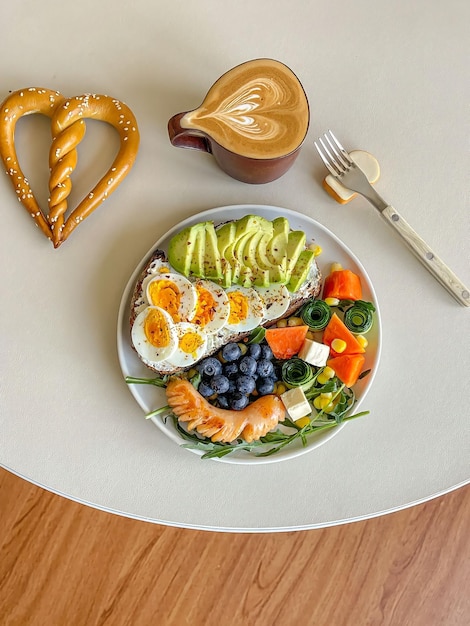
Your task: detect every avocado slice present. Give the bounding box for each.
[216,222,236,258]
[267,264,287,285]
[235,215,272,239]
[286,230,307,281]
[239,231,271,287]
[266,217,289,267]
[189,227,205,277]
[253,230,285,284]
[225,231,247,284]
[168,223,204,275]
[228,230,254,284]
[203,222,223,279]
[287,249,315,292]
[255,231,274,270]
[218,258,232,288]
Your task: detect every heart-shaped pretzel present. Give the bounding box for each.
[0,87,66,242]
[49,93,140,247]
[0,88,140,247]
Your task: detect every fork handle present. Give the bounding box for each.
[381,206,470,306]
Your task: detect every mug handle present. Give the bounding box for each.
[168,112,212,153]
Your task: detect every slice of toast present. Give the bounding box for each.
[129,248,321,375]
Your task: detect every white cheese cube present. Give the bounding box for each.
[280,387,312,420]
[298,339,330,367]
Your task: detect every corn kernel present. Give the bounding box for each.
[237,342,248,355]
[320,392,333,400]
[331,338,347,353]
[357,335,369,349]
[313,395,332,410]
[330,262,343,273]
[275,382,287,395]
[276,318,288,328]
[295,416,311,428]
[287,316,303,327]
[324,397,339,413]
[324,297,340,306]
[306,330,315,340]
[317,367,335,385]
[187,368,197,379]
[308,243,322,257]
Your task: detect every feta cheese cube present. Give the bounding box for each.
[298,339,330,367]
[280,387,312,421]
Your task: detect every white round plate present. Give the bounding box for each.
[117,205,382,465]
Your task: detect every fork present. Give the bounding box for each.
[314,130,470,307]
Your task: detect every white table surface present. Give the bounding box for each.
[1,0,469,532]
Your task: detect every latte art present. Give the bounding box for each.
[199,79,285,141]
[180,59,309,159]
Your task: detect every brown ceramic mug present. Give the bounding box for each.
[167,59,310,184]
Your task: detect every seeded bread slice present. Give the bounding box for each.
[129,248,322,375]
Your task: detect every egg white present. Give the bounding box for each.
[145,273,197,322]
[255,284,291,322]
[191,279,230,334]
[165,322,208,368]
[131,306,178,364]
[225,285,266,333]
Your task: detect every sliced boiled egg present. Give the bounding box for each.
[145,273,196,323]
[225,285,266,333]
[131,306,178,364]
[190,279,230,334]
[165,322,208,368]
[254,284,291,322]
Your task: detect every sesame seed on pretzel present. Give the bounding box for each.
[0,88,140,248]
[0,87,65,242]
[49,94,140,247]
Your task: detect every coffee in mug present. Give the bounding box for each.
[168,59,309,184]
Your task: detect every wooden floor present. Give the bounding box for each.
[0,468,468,626]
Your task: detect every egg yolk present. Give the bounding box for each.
[179,331,204,356]
[228,291,248,324]
[191,285,216,327]
[144,309,171,348]
[148,280,181,322]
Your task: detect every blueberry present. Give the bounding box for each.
[198,381,215,397]
[227,379,237,394]
[236,375,256,395]
[197,357,222,378]
[260,344,274,360]
[211,375,230,394]
[257,377,275,396]
[221,343,242,362]
[230,392,249,411]
[217,394,230,409]
[248,343,262,360]
[256,358,274,378]
[239,356,257,376]
[223,362,239,378]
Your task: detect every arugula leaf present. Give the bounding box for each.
[247,326,266,344]
[172,407,369,460]
[125,374,168,388]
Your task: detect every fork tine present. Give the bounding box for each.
[313,140,339,177]
[326,130,353,166]
[324,133,350,169]
[319,137,344,174]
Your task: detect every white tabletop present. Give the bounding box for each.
[1,0,469,531]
